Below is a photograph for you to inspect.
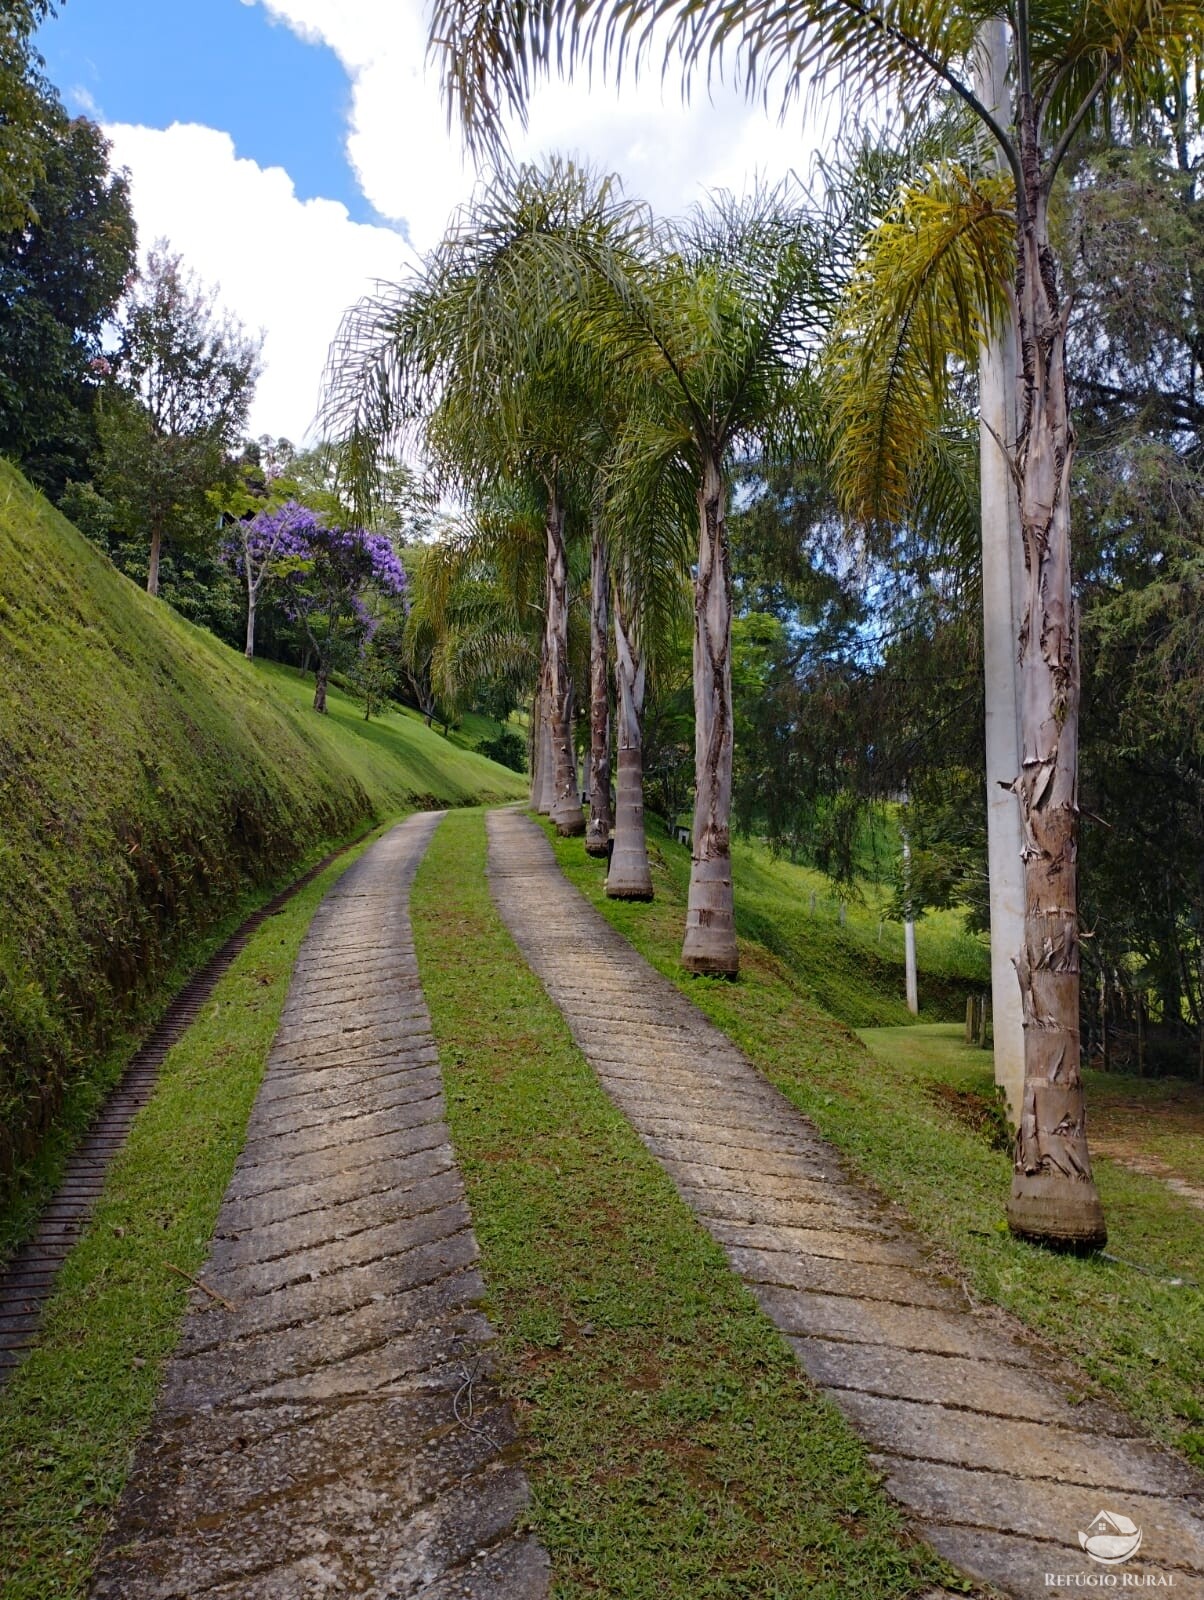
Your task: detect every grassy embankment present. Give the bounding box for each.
[547,822,1204,1468]
[0,835,385,1600]
[412,810,964,1598]
[0,459,523,1237]
[725,835,989,1026]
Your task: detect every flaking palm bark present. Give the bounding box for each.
[585,523,614,856]
[682,451,736,970]
[528,651,544,808]
[537,703,556,813]
[607,576,653,899]
[1006,91,1104,1249]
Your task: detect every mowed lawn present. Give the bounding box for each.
[547,820,1204,1469]
[412,810,963,1599]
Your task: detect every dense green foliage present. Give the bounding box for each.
[0,106,136,499]
[0,462,523,1191]
[0,0,56,233]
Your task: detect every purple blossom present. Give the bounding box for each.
[222,500,322,580]
[224,497,406,667]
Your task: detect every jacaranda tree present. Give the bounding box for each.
[253,505,407,712]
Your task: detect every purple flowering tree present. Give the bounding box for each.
[224,499,317,660]
[280,522,407,712]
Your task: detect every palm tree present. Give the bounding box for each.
[577,189,827,972]
[427,0,1204,1247]
[607,564,654,896]
[584,515,614,856]
[402,505,545,728]
[592,382,696,897]
[323,159,645,837]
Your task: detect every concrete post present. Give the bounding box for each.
[976,17,1027,1128]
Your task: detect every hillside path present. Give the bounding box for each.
[486,808,1204,1600]
[92,812,549,1600]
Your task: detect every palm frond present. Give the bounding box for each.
[827,162,1013,530]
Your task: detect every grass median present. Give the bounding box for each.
[546,820,1204,1471]
[0,823,390,1600]
[411,808,963,1599]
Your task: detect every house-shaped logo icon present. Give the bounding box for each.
[1079,1510,1143,1566]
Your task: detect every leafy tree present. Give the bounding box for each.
[0,104,136,498]
[476,725,527,770]
[223,499,317,660]
[100,245,261,595]
[273,510,408,712]
[0,0,56,233]
[349,602,407,720]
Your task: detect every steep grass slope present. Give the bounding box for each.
[0,462,523,1188]
[640,830,989,1026]
[727,839,990,1026]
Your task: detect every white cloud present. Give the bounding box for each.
[103,2,832,444]
[67,83,104,120]
[104,122,413,441]
[251,0,818,244]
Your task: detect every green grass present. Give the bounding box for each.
[547,824,1204,1468]
[261,666,525,801]
[0,828,386,1600]
[411,809,963,1599]
[643,826,988,1028]
[0,459,524,1194]
[0,822,373,1268]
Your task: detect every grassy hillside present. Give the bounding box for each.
[0,461,523,1191]
[642,828,989,1026]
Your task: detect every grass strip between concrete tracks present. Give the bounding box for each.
[411,808,962,1599]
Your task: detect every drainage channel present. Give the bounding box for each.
[0,827,375,1384]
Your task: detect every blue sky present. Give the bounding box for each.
[33,0,808,438]
[39,0,378,224]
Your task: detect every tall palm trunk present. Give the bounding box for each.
[146,523,163,597]
[544,490,585,835]
[585,524,613,856]
[529,654,545,809]
[537,696,556,812]
[682,450,737,975]
[607,577,652,900]
[1005,104,1105,1250]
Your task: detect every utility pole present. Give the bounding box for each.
[975,17,1027,1127]
[900,791,919,1016]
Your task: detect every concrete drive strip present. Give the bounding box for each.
[92,814,549,1600]
[486,809,1204,1600]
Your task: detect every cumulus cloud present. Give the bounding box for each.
[251,0,820,244]
[104,122,413,440]
[104,2,833,442]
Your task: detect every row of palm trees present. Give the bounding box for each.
[324,7,1204,1252]
[325,165,826,976]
